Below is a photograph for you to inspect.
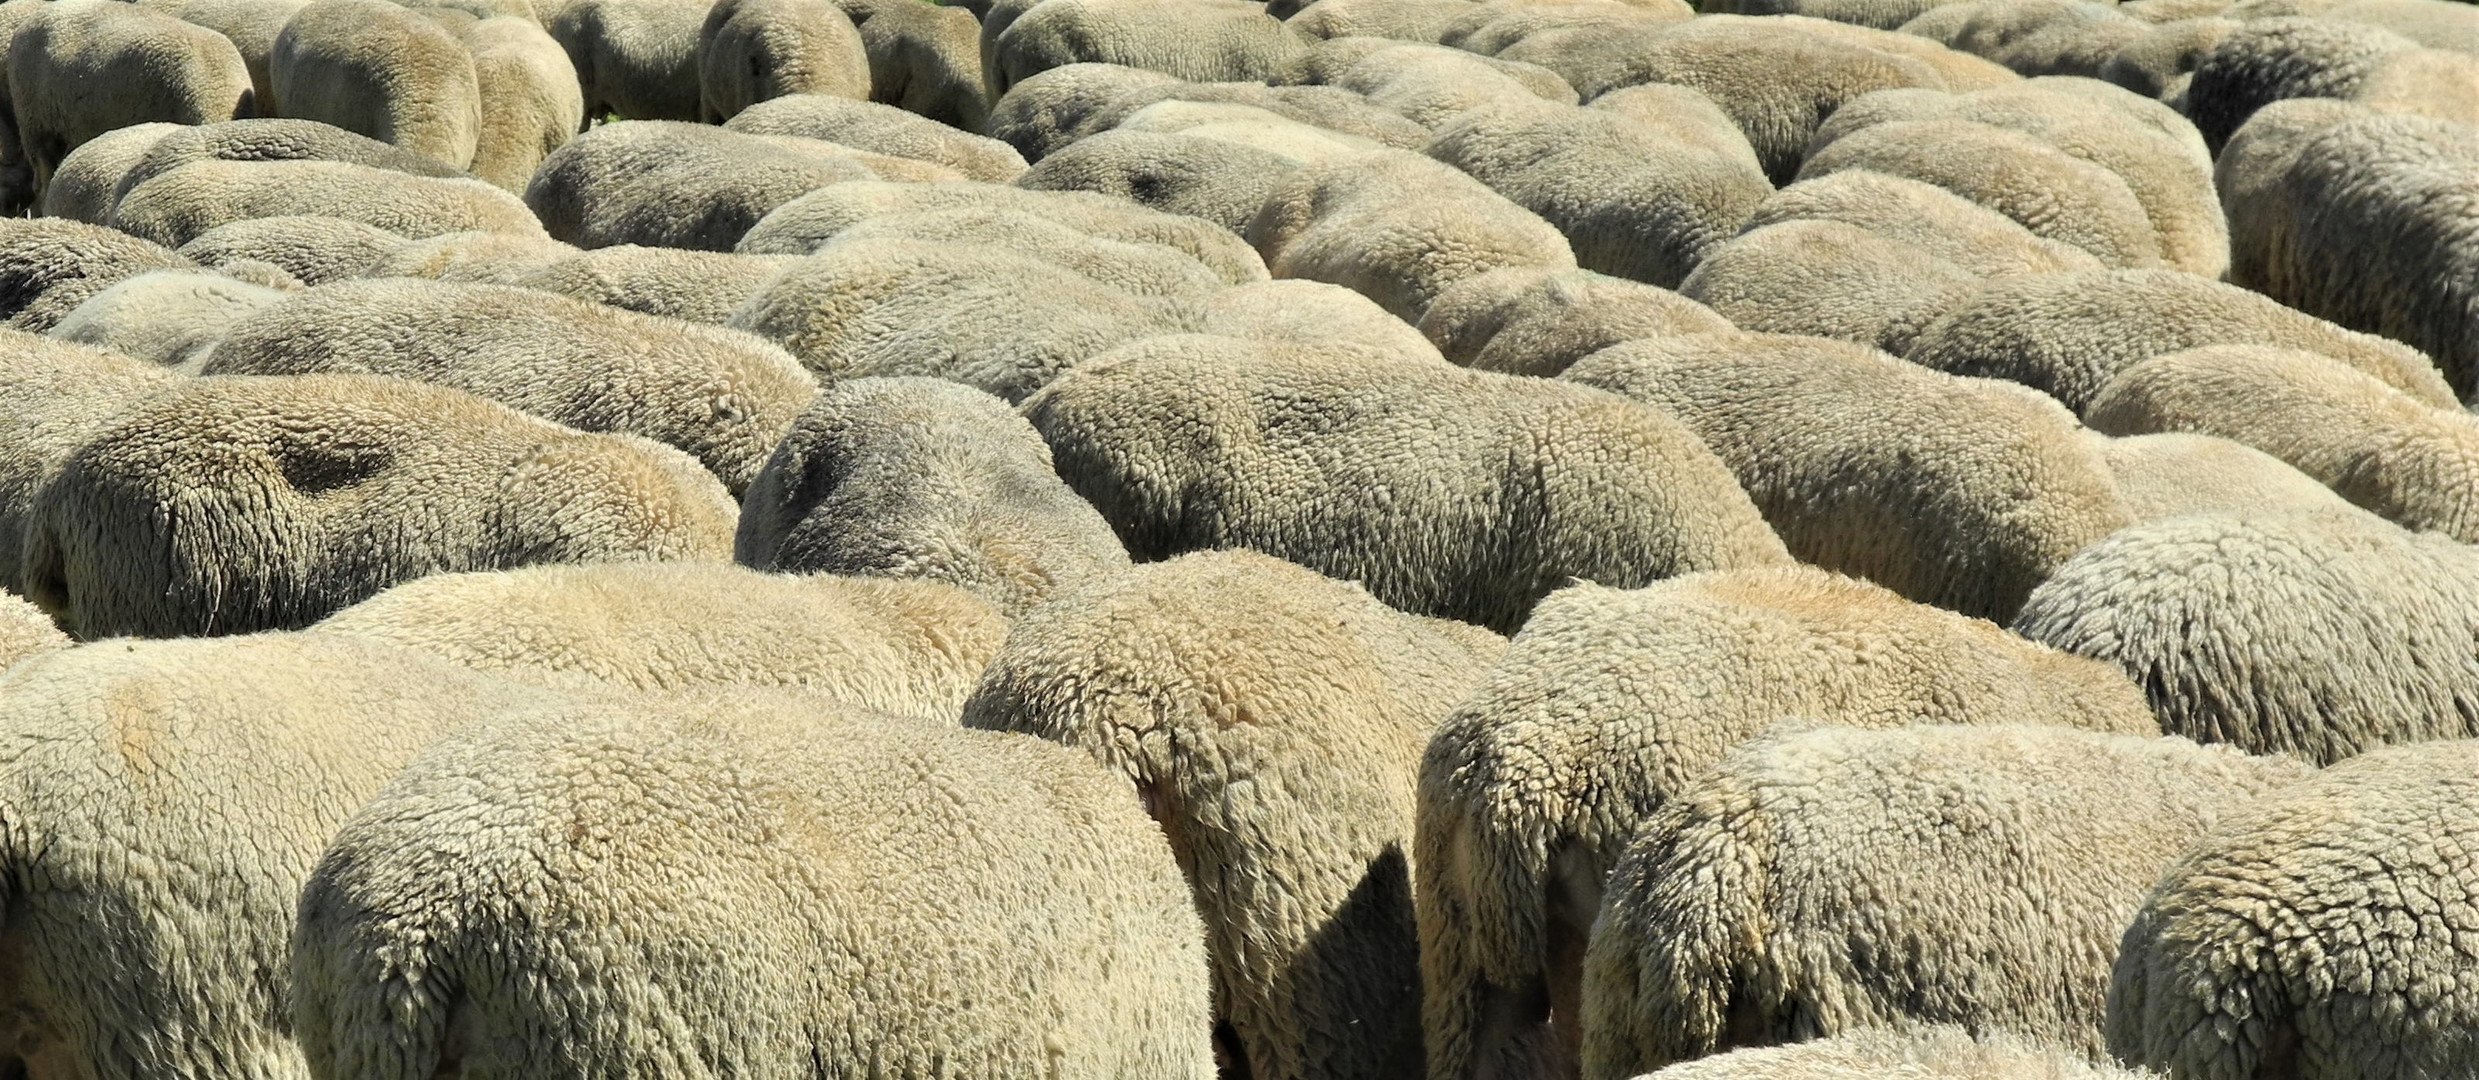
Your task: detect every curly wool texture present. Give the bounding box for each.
[1190,278,1442,361]
[1805,77,2224,275]
[695,0,869,122]
[2181,16,2415,149]
[1796,118,2163,268]
[293,690,1215,1080]
[1417,265,1731,378]
[136,0,309,117]
[835,0,990,131]
[1106,99,1387,162]
[1246,148,1576,323]
[962,549,1505,1080]
[175,214,407,285]
[1500,15,1947,184]
[1423,93,1768,289]
[1582,724,2309,1080]
[510,245,803,325]
[981,61,1180,160]
[0,331,178,598]
[1293,40,1576,128]
[1681,220,1989,356]
[2108,738,2479,1080]
[2216,104,2479,399]
[199,277,816,494]
[1017,127,1304,234]
[0,216,195,332]
[808,207,1231,297]
[1939,0,2150,76]
[1416,567,2158,1080]
[990,66,1425,163]
[549,0,704,121]
[988,0,1311,96]
[522,121,957,252]
[1566,331,2131,622]
[727,238,1190,402]
[311,561,1007,716]
[38,121,181,224]
[20,373,735,639]
[2087,345,2479,542]
[1903,267,2455,413]
[104,117,470,217]
[110,158,544,247]
[1024,335,1787,633]
[734,178,1267,282]
[270,0,481,166]
[0,588,64,669]
[362,229,580,284]
[2091,431,2374,524]
[724,92,1024,181]
[48,268,293,369]
[2013,510,2479,764]
[1742,169,2107,279]
[458,16,583,192]
[2100,14,2240,98]
[0,633,556,1080]
[736,377,1128,616]
[3,1,253,201]
[1633,1026,2159,1079]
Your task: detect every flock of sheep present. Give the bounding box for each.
[0,0,2470,1076]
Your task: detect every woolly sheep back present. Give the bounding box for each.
[37,120,179,225]
[1742,168,2108,278]
[695,0,870,122]
[1795,117,2165,268]
[734,178,1268,283]
[20,373,736,638]
[811,206,1230,298]
[509,244,804,325]
[0,588,63,669]
[110,158,545,247]
[2013,510,2479,763]
[1679,219,1988,356]
[1024,334,1790,633]
[0,216,195,332]
[1633,1026,2160,1079]
[0,330,179,597]
[293,689,1216,1079]
[1418,265,1732,378]
[173,214,405,285]
[988,0,1311,96]
[1582,723,2308,1077]
[48,267,293,370]
[311,561,1006,716]
[723,92,1027,181]
[2092,431,2375,523]
[2107,738,2479,1078]
[965,549,1505,1079]
[1417,566,2159,1080]
[269,0,483,166]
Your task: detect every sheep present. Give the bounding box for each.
[1416,265,1732,378]
[1740,168,2106,279]
[2085,344,2479,543]
[1704,0,1959,30]
[982,60,1180,160]
[0,587,63,668]
[1766,11,2029,87]
[174,214,405,284]
[1247,148,1574,323]
[1567,331,2131,622]
[547,0,702,121]
[102,116,472,214]
[0,632,562,1080]
[808,207,1230,297]
[135,0,306,117]
[1016,128,1304,233]
[292,689,1217,1079]
[2091,431,2378,524]
[521,119,951,251]
[736,377,1129,614]
[962,548,1507,1080]
[1583,723,2308,1078]
[723,92,1026,181]
[360,227,578,282]
[1679,220,1989,356]
[0,216,194,332]
[2013,510,2479,763]
[2107,738,2479,1080]
[270,0,483,166]
[510,245,804,324]
[1628,1027,2161,1079]
[2216,104,2479,399]
[36,120,180,224]
[696,0,869,122]
[1498,15,1946,183]
[1940,0,2150,76]
[0,331,179,597]
[110,158,545,247]
[735,178,1269,282]
[1423,95,1768,290]
[988,0,1312,96]
[312,561,1007,715]
[1805,79,2225,276]
[4,0,253,199]
[1416,567,2160,1080]
[1287,0,1525,41]
[1441,4,1687,57]
[835,0,989,130]
[1902,267,2457,412]
[1795,119,2163,268]
[1295,39,1577,128]
[47,268,293,369]
[2181,16,2428,150]
[2100,14,2240,98]
[458,16,583,191]
[1023,334,1790,633]
[1192,277,1444,361]
[199,277,816,494]
[1109,99,1389,160]
[20,372,737,638]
